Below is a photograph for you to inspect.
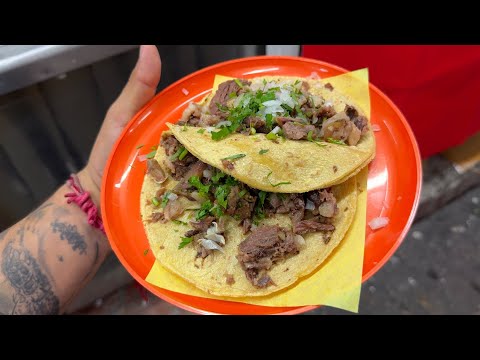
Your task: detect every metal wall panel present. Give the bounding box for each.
[0,45,265,231]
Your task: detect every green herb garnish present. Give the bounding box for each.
[266,171,291,187]
[197,128,206,134]
[161,192,171,208]
[259,149,269,155]
[178,147,189,160]
[253,190,267,225]
[196,200,213,220]
[307,131,327,148]
[266,132,279,141]
[327,138,346,145]
[265,114,273,130]
[181,124,187,132]
[143,249,149,256]
[211,127,231,141]
[221,154,246,161]
[210,204,224,218]
[238,189,247,198]
[215,185,229,209]
[211,171,226,183]
[172,220,188,225]
[146,150,156,159]
[178,237,193,249]
[229,92,237,99]
[188,176,210,197]
[151,197,160,207]
[170,146,185,161]
[234,79,243,88]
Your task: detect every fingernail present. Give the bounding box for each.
[139,45,146,59]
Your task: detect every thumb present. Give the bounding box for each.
[86,45,161,194]
[106,45,162,126]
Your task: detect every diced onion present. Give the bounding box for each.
[371,124,381,132]
[262,100,282,107]
[205,127,216,133]
[271,126,281,134]
[205,232,225,245]
[206,222,220,236]
[305,199,315,211]
[137,154,148,162]
[167,193,178,201]
[181,88,189,96]
[199,239,224,253]
[324,101,333,107]
[294,234,306,247]
[216,120,232,128]
[203,169,212,179]
[368,217,390,230]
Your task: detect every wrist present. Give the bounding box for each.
[77,167,101,212]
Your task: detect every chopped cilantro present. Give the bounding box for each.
[172,220,188,225]
[258,191,267,207]
[234,79,243,88]
[238,189,247,198]
[151,197,160,207]
[178,147,189,160]
[196,200,213,220]
[307,131,327,148]
[211,171,226,183]
[170,146,185,161]
[178,237,193,249]
[215,185,229,209]
[229,92,237,99]
[161,192,171,208]
[211,127,231,141]
[188,176,210,197]
[266,132,279,141]
[265,114,273,130]
[197,128,206,134]
[221,154,246,161]
[146,150,156,159]
[210,204,224,218]
[259,149,269,155]
[253,190,267,225]
[266,171,291,187]
[327,138,346,145]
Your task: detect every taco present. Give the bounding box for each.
[168,75,375,193]
[140,132,357,297]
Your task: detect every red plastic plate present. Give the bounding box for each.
[101,56,422,315]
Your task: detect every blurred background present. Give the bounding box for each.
[0,45,478,314]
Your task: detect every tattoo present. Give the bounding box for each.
[51,220,87,255]
[57,256,64,262]
[2,242,59,315]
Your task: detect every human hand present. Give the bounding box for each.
[79,45,161,207]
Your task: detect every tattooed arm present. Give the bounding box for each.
[0,45,161,314]
[0,171,105,314]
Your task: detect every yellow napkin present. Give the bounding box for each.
[146,69,370,312]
